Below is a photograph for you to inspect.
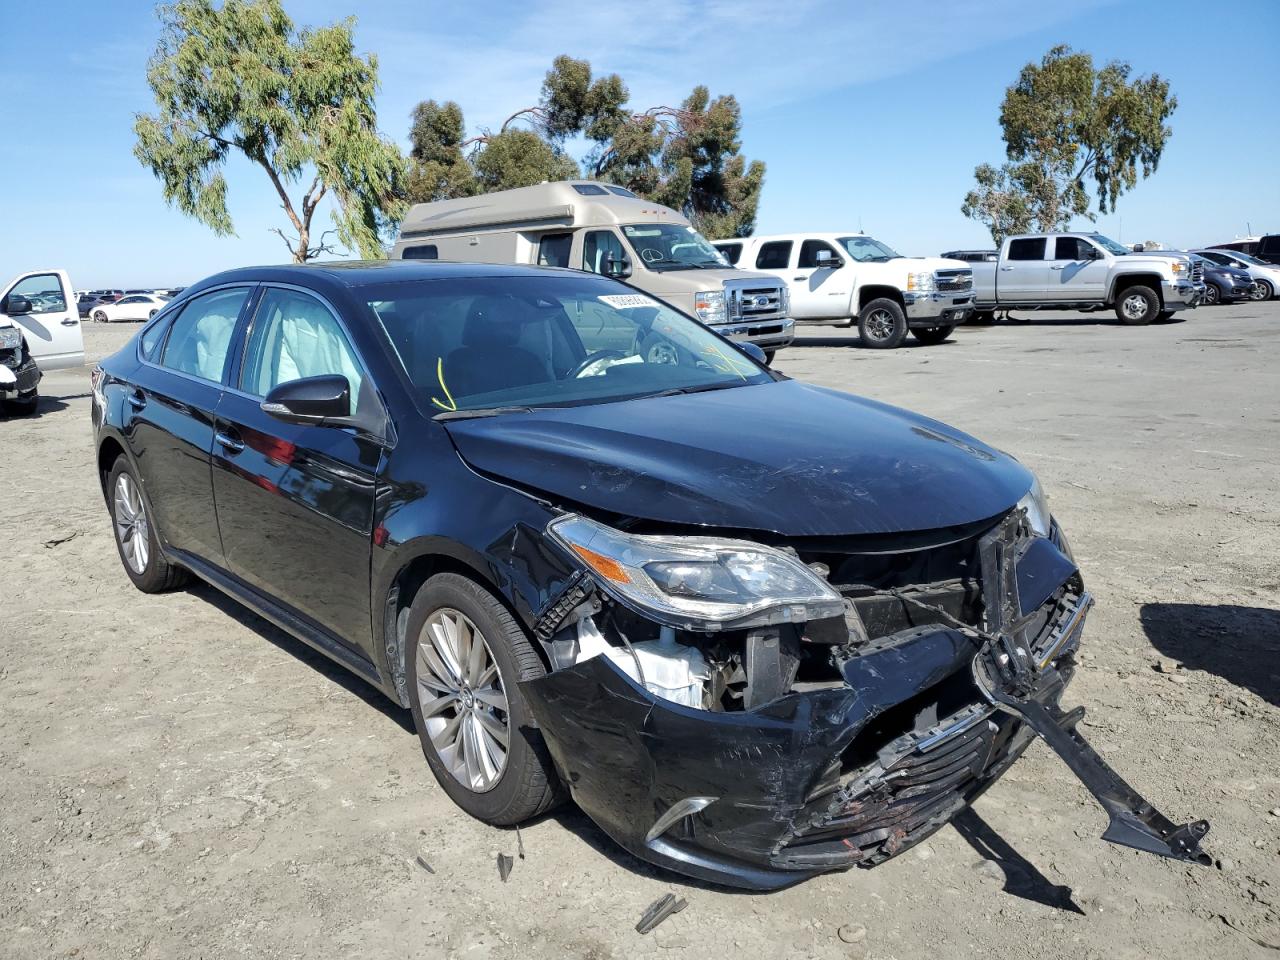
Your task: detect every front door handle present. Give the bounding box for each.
[1000,266,1014,271]
[1050,264,1066,270]
[127,390,146,410]
[793,275,806,281]
[215,430,245,454]
[61,317,79,326]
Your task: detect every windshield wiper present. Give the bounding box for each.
[642,381,750,400]
[434,405,533,422]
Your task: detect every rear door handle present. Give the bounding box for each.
[215,430,245,454]
[127,390,146,410]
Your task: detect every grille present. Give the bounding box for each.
[1191,260,1204,282]
[725,281,787,320]
[934,269,973,293]
[777,712,1003,866]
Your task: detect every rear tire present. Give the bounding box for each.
[1114,285,1159,325]
[910,325,955,346]
[406,573,561,826]
[858,298,908,349]
[106,456,189,593]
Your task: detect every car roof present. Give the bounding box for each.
[193,259,586,293]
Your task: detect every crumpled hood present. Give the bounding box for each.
[444,380,1033,537]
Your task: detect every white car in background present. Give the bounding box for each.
[90,293,170,323]
[1,269,83,413]
[1194,249,1280,301]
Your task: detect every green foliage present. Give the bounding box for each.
[134,0,407,261]
[405,54,764,238]
[963,44,1176,244]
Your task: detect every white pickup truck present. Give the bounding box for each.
[1,269,83,414]
[969,233,1201,325]
[713,233,974,349]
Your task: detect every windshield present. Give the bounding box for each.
[837,236,901,262]
[620,223,729,271]
[1089,234,1131,256]
[1214,250,1263,266]
[364,274,770,415]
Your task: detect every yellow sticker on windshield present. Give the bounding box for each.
[598,294,658,309]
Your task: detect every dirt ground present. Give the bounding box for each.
[3,303,1278,960]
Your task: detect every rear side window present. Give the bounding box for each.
[755,241,792,270]
[798,240,840,268]
[159,287,249,383]
[1008,238,1046,261]
[537,233,573,267]
[403,244,438,260]
[716,243,742,265]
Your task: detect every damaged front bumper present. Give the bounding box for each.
[521,513,1211,890]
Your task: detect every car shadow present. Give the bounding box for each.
[951,807,1083,913]
[790,335,958,350]
[185,579,416,734]
[1140,603,1280,707]
[0,392,82,419]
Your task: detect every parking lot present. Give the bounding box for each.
[3,303,1278,959]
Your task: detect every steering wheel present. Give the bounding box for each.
[640,248,664,263]
[568,349,629,379]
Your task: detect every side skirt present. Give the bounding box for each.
[169,548,387,694]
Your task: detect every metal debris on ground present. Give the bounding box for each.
[635,893,688,934]
[515,825,525,859]
[43,531,80,548]
[497,852,514,882]
[415,854,434,874]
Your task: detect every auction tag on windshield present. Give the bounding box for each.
[598,294,659,309]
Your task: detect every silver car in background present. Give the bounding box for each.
[1195,249,1280,301]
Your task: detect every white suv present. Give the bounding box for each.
[714,233,973,349]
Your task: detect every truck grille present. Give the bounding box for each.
[934,269,973,293]
[1190,260,1204,282]
[725,280,788,321]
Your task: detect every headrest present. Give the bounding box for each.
[462,296,535,348]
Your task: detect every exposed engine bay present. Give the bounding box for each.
[519,504,1210,889]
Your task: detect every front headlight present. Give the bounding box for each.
[1016,475,1051,537]
[0,327,21,351]
[547,514,845,631]
[693,290,727,325]
[906,272,936,293]
[1171,260,1187,275]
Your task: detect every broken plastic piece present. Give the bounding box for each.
[635,893,688,934]
[516,825,525,860]
[497,852,514,882]
[415,854,435,874]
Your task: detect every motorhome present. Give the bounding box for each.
[392,181,794,360]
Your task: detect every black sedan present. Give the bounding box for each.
[90,261,1208,888]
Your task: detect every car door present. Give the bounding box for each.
[789,239,852,320]
[0,270,83,370]
[124,284,253,566]
[1047,236,1107,300]
[113,296,145,321]
[999,238,1050,302]
[211,285,385,654]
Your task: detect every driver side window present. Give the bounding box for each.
[581,230,626,275]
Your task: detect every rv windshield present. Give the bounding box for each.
[620,224,730,271]
[364,274,770,417]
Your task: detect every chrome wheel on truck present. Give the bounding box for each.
[415,607,511,792]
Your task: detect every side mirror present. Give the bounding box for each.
[737,342,768,365]
[603,253,632,279]
[260,374,351,425]
[814,250,842,269]
[3,295,33,315]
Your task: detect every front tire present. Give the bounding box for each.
[1203,283,1221,306]
[406,573,561,825]
[858,298,908,349]
[763,349,776,365]
[910,325,955,345]
[1251,279,1274,301]
[1114,285,1159,325]
[106,457,189,592]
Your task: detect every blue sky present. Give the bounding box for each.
[2,0,1277,287]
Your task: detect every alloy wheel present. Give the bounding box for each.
[1204,285,1220,306]
[1121,294,1149,321]
[865,308,895,341]
[1250,281,1270,302]
[113,473,150,574]
[94,310,107,323]
[415,608,510,792]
